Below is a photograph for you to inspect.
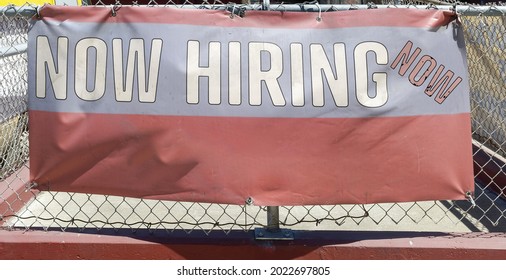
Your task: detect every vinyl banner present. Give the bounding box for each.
[28,6,474,205]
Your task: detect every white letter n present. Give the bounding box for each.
[36,36,68,99]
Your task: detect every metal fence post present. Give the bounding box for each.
[266,206,280,232]
[254,206,293,240]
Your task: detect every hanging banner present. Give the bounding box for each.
[28,6,474,205]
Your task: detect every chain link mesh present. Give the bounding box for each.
[0,6,28,183]
[1,1,505,235]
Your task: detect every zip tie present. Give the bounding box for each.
[466,191,476,208]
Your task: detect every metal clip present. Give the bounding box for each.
[111,5,120,17]
[35,5,41,18]
[262,0,270,11]
[426,3,438,10]
[315,2,322,22]
[348,4,359,11]
[227,4,245,18]
[25,182,38,191]
[466,191,476,208]
[230,4,236,19]
[451,3,462,26]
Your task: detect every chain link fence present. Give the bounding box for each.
[1,1,505,236]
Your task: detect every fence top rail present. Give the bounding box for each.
[1,4,506,18]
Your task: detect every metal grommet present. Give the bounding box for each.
[245,197,254,205]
